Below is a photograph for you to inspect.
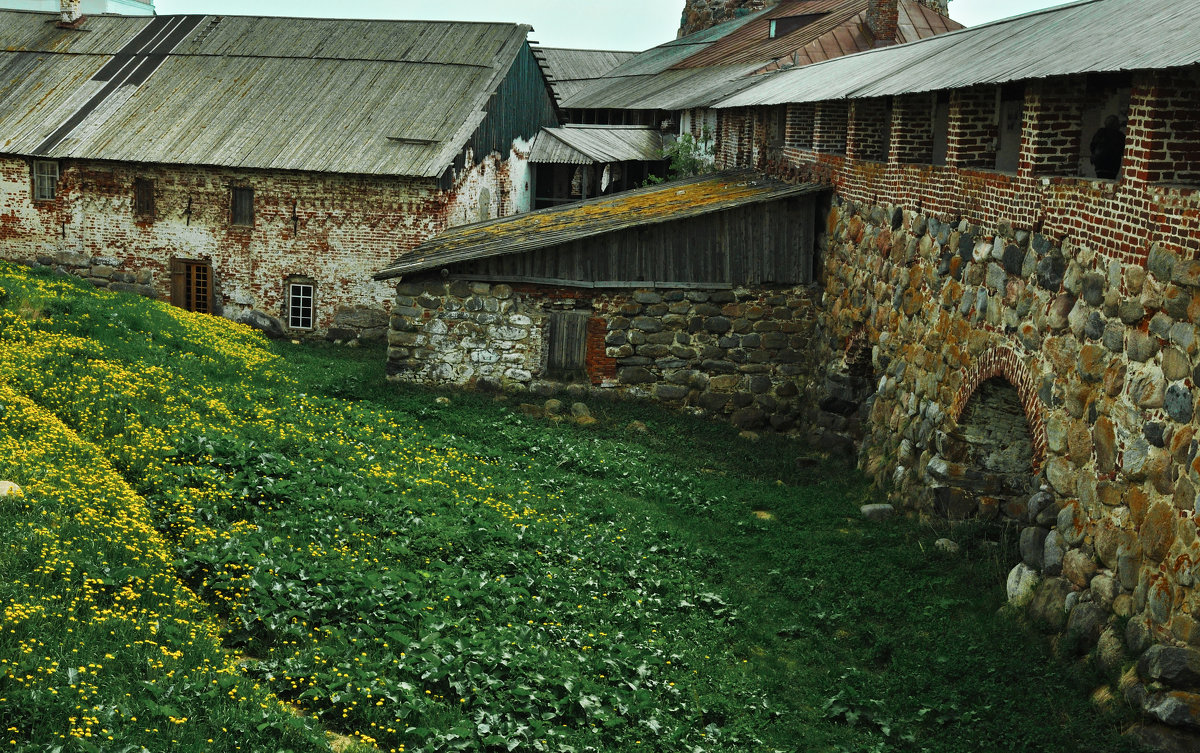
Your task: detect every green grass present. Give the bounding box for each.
[0,262,1142,752]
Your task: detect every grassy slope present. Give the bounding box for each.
[0,262,1141,753]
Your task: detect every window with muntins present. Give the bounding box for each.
[134,178,155,218]
[33,160,58,200]
[232,187,254,226]
[288,283,314,330]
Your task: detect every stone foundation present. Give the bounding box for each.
[385,278,827,433]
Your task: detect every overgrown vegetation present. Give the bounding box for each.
[0,262,1142,752]
[644,128,715,184]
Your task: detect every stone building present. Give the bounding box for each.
[375,172,829,432]
[706,0,1200,744]
[0,8,557,339]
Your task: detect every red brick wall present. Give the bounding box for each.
[890,93,935,164]
[0,150,523,334]
[746,67,1200,262]
[848,98,891,162]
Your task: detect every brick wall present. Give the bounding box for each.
[0,146,525,338]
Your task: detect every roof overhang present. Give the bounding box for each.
[375,171,824,280]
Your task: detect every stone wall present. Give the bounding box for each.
[0,147,527,339]
[385,278,827,433]
[822,195,1200,742]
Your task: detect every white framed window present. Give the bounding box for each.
[32,160,59,200]
[288,282,314,329]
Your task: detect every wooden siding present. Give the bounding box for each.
[446,43,559,186]
[449,195,816,288]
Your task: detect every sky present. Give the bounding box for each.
[152,0,1081,50]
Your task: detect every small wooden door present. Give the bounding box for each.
[170,258,212,313]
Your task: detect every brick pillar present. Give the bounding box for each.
[1018,76,1083,176]
[889,94,934,164]
[946,86,997,169]
[813,101,848,155]
[1123,69,1200,186]
[785,102,815,149]
[847,98,891,162]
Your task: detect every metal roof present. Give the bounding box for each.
[0,10,533,177]
[535,47,637,102]
[529,126,664,165]
[375,171,823,279]
[717,0,1200,107]
[562,63,769,111]
[561,0,959,111]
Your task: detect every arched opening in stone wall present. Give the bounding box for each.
[813,330,876,457]
[930,377,1038,520]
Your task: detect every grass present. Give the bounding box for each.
[0,261,1143,752]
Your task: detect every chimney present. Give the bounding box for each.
[865,0,898,46]
[58,0,83,27]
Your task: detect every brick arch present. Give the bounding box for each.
[950,344,1047,473]
[842,328,872,376]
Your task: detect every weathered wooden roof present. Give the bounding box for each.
[562,0,960,110]
[717,0,1200,106]
[0,10,533,177]
[529,126,664,164]
[374,171,822,279]
[535,47,637,103]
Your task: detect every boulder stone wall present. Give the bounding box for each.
[825,194,1200,739]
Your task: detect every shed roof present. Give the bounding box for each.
[528,126,664,165]
[0,10,533,177]
[717,0,1200,107]
[561,0,960,111]
[375,171,822,279]
[535,47,638,103]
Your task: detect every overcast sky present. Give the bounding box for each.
[153,0,1081,50]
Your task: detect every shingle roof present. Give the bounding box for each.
[529,126,664,164]
[716,0,1200,107]
[0,10,533,177]
[375,171,822,280]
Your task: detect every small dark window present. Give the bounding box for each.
[170,258,213,314]
[231,186,254,226]
[32,160,58,200]
[546,310,589,380]
[769,13,825,38]
[134,178,155,217]
[288,282,314,329]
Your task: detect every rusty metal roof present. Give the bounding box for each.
[718,0,1200,107]
[0,10,532,177]
[375,171,822,279]
[529,126,664,165]
[535,47,637,103]
[562,0,959,111]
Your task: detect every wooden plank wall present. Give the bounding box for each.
[457,194,819,288]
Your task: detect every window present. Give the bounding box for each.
[931,92,950,166]
[994,84,1025,172]
[134,178,155,218]
[170,259,213,314]
[32,160,58,200]
[288,282,315,330]
[769,14,825,38]
[546,310,589,380]
[231,186,254,226]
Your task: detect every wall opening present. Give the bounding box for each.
[931,377,1038,520]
